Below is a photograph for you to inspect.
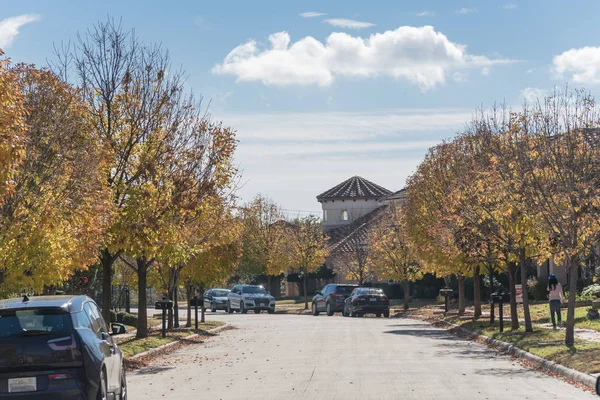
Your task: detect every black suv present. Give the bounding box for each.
[0,295,127,399]
[311,284,357,316]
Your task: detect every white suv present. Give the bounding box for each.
[227,285,276,314]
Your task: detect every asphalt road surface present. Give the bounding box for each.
[127,313,596,400]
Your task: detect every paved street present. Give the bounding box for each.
[128,313,596,400]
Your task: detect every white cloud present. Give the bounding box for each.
[453,72,468,82]
[456,8,478,14]
[324,18,375,29]
[526,68,535,74]
[553,47,600,84]
[521,87,548,103]
[481,67,490,76]
[0,14,41,49]
[299,12,326,18]
[212,26,516,90]
[416,11,435,17]
[221,109,472,211]
[503,3,517,10]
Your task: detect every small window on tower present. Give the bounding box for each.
[341,210,348,221]
[323,210,328,221]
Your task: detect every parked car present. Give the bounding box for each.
[343,287,390,318]
[203,289,231,312]
[0,295,127,399]
[227,285,275,314]
[311,284,357,316]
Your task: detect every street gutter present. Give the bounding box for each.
[128,323,229,360]
[407,315,597,390]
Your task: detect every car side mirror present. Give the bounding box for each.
[110,322,127,336]
[596,376,600,396]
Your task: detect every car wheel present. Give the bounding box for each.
[376,312,381,318]
[227,302,233,314]
[268,309,275,314]
[240,302,247,314]
[97,370,107,400]
[119,368,127,400]
[384,310,390,318]
[312,302,320,316]
[254,309,260,314]
[326,302,334,316]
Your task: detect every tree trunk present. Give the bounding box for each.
[199,286,205,323]
[267,275,272,294]
[303,268,309,310]
[185,283,192,328]
[136,258,149,339]
[167,268,174,329]
[457,275,465,315]
[507,263,519,331]
[403,280,410,311]
[487,264,495,323]
[100,249,115,326]
[519,248,533,332]
[125,285,131,314]
[565,255,579,346]
[173,270,180,328]
[473,266,481,319]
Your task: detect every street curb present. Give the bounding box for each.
[421,317,597,389]
[128,323,228,360]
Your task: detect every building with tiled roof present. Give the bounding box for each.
[317,176,392,202]
[317,176,392,232]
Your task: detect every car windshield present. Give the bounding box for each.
[336,286,355,295]
[0,308,72,338]
[212,290,230,297]
[242,287,268,294]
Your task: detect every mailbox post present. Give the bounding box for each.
[439,288,453,314]
[155,298,174,338]
[190,297,203,330]
[491,291,509,332]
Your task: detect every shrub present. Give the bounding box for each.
[527,277,547,301]
[581,284,600,299]
[121,313,138,327]
[116,311,128,323]
[109,309,117,323]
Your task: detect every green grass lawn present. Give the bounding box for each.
[116,320,225,358]
[447,318,600,374]
[528,303,600,331]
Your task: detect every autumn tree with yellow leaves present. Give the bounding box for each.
[369,204,422,311]
[0,60,110,295]
[283,215,330,310]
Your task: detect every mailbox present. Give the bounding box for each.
[190,298,203,307]
[491,291,510,303]
[155,299,173,310]
[439,288,453,296]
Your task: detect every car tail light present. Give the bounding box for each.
[332,293,343,297]
[47,335,77,351]
[48,374,72,380]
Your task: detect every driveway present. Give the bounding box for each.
[127,313,595,399]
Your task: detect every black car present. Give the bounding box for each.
[0,295,127,399]
[203,289,231,312]
[343,287,390,318]
[311,284,357,316]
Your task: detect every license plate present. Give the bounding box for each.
[8,377,36,393]
[369,298,377,302]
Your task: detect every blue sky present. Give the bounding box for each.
[2,0,600,216]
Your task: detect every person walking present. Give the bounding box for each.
[548,274,564,329]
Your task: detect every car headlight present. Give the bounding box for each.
[245,296,255,301]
